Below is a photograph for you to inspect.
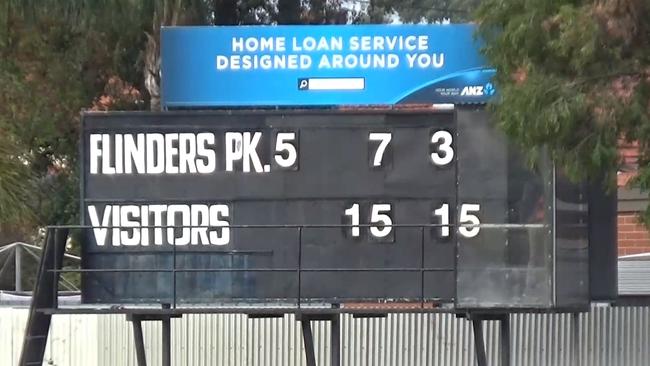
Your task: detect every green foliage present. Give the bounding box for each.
[0,139,34,226]
[476,0,650,221]
[0,0,356,243]
[0,1,150,236]
[0,0,357,290]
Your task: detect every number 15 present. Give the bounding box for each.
[433,203,481,238]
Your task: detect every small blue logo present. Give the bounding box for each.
[483,82,495,96]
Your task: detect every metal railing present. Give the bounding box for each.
[42,222,549,313]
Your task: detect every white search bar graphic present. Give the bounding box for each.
[298,78,365,91]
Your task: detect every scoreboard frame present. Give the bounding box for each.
[76,107,617,312]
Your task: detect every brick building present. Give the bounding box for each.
[618,144,650,256]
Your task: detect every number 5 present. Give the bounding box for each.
[459,204,480,238]
[274,132,298,168]
[370,204,392,238]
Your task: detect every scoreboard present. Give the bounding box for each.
[80,108,611,309]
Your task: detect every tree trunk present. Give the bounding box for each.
[368,0,386,23]
[310,0,325,24]
[214,0,238,25]
[277,0,301,24]
[144,0,187,112]
[0,224,27,246]
[144,32,161,111]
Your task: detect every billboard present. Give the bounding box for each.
[79,109,599,309]
[161,25,495,107]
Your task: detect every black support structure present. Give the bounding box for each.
[301,319,317,366]
[131,317,147,366]
[126,311,181,366]
[17,222,598,366]
[331,313,341,366]
[162,304,172,366]
[500,315,511,366]
[18,228,69,366]
[469,313,511,366]
[299,312,342,366]
[472,319,488,366]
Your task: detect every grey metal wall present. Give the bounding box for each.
[2,306,650,366]
[619,259,650,295]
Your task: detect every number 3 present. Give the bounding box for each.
[430,130,454,166]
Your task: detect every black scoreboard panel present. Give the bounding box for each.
[455,110,555,308]
[80,109,604,308]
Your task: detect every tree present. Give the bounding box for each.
[0,0,357,243]
[371,0,480,23]
[277,0,302,24]
[475,0,650,220]
[143,0,211,110]
[0,138,34,231]
[0,0,151,243]
[214,0,239,24]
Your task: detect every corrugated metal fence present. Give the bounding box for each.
[1,306,649,366]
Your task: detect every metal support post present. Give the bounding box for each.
[331,313,341,366]
[162,304,171,366]
[572,312,580,366]
[162,317,171,366]
[500,315,510,366]
[131,318,147,366]
[301,319,317,366]
[15,244,22,292]
[472,319,488,366]
[127,311,181,366]
[18,228,69,366]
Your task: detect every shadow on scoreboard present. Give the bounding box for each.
[50,224,460,310]
[32,223,602,316]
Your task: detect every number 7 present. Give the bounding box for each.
[369,132,392,167]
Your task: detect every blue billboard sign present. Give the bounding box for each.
[161,24,495,107]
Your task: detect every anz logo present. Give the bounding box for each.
[460,82,495,97]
